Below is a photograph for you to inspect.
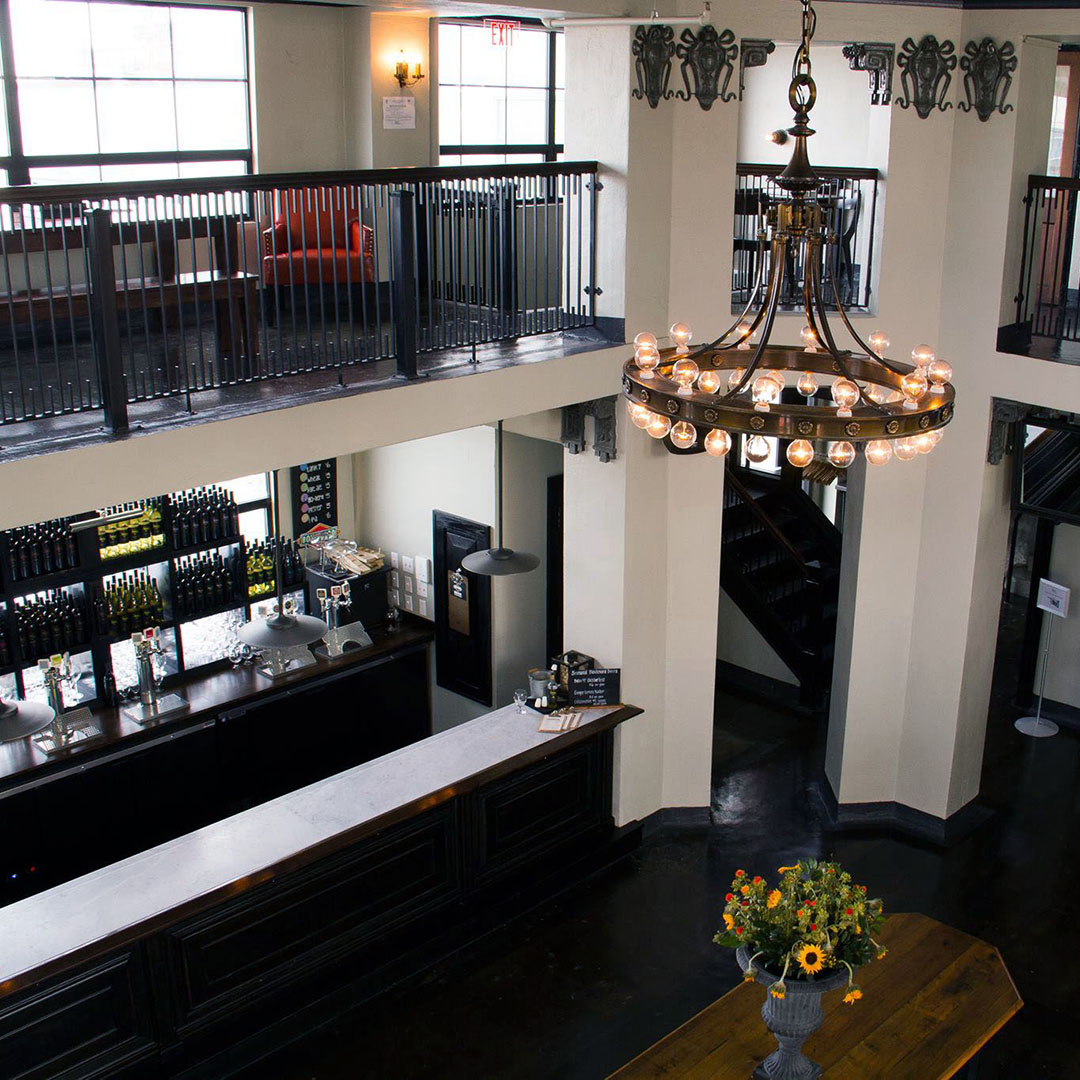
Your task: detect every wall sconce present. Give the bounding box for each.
[394,51,424,89]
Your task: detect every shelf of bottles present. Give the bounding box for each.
[0,478,309,707]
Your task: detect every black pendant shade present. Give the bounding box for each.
[461,421,540,578]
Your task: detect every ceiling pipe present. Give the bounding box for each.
[542,4,710,30]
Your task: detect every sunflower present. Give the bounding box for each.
[843,987,863,1005]
[766,889,782,909]
[794,943,826,975]
[777,864,800,874]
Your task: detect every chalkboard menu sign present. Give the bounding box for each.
[291,459,338,534]
[568,667,621,707]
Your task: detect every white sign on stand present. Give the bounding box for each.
[1018,577,1071,738]
[382,96,416,130]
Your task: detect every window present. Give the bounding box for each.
[0,0,250,185]
[438,20,563,164]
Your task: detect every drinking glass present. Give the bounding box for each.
[513,689,528,714]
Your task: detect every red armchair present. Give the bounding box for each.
[261,188,376,287]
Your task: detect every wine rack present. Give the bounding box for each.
[0,490,310,708]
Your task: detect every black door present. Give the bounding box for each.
[546,474,563,660]
[433,511,492,706]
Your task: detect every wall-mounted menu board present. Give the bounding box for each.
[569,668,621,707]
[291,460,338,534]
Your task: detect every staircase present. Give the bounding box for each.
[720,466,843,709]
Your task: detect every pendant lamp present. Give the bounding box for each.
[237,469,327,648]
[461,421,540,576]
[0,698,55,742]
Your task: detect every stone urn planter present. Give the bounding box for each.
[736,946,850,1080]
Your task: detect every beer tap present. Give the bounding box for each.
[122,626,187,725]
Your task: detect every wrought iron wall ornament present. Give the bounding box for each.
[675,25,738,110]
[988,398,1029,465]
[632,25,676,108]
[560,398,618,461]
[842,42,894,106]
[895,35,956,119]
[740,38,775,99]
[959,38,1017,122]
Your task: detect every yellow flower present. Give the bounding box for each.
[794,943,825,975]
[740,884,751,896]
[777,864,800,874]
[770,984,786,1000]
[855,924,862,935]
[743,970,756,983]
[766,890,782,909]
[843,988,863,1005]
[723,912,735,931]
[876,946,888,960]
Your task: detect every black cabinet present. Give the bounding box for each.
[0,949,156,1080]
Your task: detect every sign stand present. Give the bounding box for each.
[1016,578,1069,739]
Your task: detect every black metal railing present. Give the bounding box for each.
[0,161,599,429]
[1007,174,1080,348]
[733,163,880,313]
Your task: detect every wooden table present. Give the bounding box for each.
[611,913,1022,1079]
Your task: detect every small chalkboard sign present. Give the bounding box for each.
[568,667,621,707]
[291,459,338,535]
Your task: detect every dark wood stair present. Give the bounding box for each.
[720,466,842,709]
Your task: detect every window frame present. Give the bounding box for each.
[437,17,563,164]
[0,0,252,186]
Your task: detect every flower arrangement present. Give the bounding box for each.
[712,858,887,1003]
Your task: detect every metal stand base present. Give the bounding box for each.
[0,701,56,742]
[314,620,373,659]
[1015,716,1059,738]
[123,693,189,727]
[33,707,104,754]
[255,645,317,680]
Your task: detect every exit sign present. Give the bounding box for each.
[485,18,519,46]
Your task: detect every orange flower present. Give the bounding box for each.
[766,890,781,909]
[735,869,746,878]
[740,885,751,896]
[843,988,863,1005]
[723,913,735,931]
[770,984,786,1000]
[752,876,763,884]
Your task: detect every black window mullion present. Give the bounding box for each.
[0,0,28,185]
[546,31,556,164]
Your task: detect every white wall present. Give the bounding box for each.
[717,590,799,686]
[353,425,562,731]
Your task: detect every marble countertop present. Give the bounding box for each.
[0,702,639,994]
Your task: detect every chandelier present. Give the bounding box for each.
[621,0,955,470]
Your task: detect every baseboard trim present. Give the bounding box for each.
[809,774,995,848]
[592,316,626,344]
[639,806,712,836]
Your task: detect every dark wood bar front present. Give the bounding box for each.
[0,702,642,1079]
[0,620,435,908]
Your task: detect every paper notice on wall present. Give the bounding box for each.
[383,96,416,130]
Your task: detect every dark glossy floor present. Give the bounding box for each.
[244,596,1080,1079]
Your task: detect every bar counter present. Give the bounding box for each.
[0,699,641,1078]
[0,701,640,993]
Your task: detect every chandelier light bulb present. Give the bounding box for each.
[752,373,782,411]
[797,371,818,397]
[728,367,746,392]
[786,439,814,468]
[669,421,698,450]
[900,370,928,409]
[801,325,819,352]
[628,402,652,429]
[634,343,660,378]
[864,439,893,466]
[704,429,732,457]
[697,368,722,394]
[670,322,693,353]
[831,378,860,417]
[633,331,658,350]
[736,321,753,350]
[865,382,890,405]
[672,357,700,395]
[930,428,944,446]
[914,430,937,454]
[646,413,672,439]
[911,343,936,370]
[926,358,953,392]
[828,441,856,469]
[745,434,772,463]
[894,436,919,461]
[868,330,890,358]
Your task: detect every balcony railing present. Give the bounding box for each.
[0,161,599,430]
[733,163,880,313]
[1002,174,1080,359]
